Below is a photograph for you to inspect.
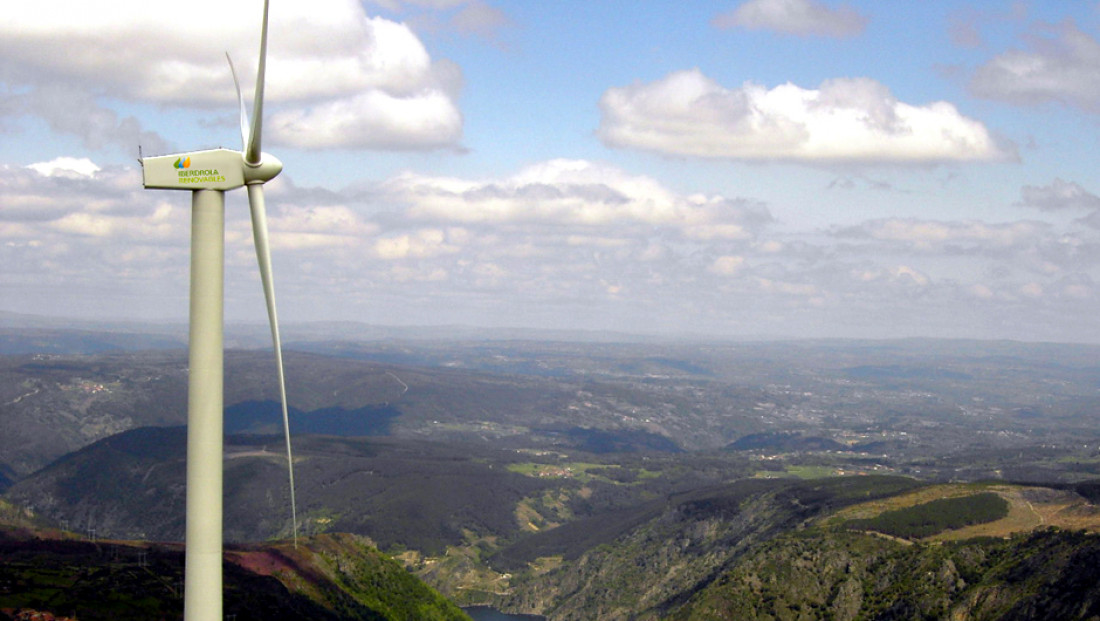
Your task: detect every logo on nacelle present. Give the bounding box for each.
[174,157,192,169]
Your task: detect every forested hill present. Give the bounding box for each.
[670,529,1100,621]
[487,477,1100,621]
[7,432,1100,620]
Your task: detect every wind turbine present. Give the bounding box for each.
[140,1,297,619]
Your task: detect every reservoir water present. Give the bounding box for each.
[463,605,546,620]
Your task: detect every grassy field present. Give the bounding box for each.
[822,482,1100,541]
[506,462,620,483]
[754,465,840,479]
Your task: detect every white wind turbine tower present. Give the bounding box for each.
[140,1,297,620]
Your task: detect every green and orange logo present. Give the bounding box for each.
[174,157,192,169]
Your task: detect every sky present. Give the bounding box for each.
[3,0,1100,343]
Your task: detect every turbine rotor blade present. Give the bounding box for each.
[245,0,271,165]
[227,53,250,153]
[247,182,298,547]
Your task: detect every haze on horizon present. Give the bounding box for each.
[3,0,1100,343]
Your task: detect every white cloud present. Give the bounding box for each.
[26,157,100,178]
[598,70,1013,163]
[713,0,867,38]
[270,89,462,150]
[3,0,419,104]
[970,20,1100,111]
[0,0,462,150]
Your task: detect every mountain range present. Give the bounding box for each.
[4,323,1100,619]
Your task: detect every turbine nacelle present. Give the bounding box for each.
[141,149,282,191]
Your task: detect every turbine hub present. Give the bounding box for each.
[244,153,283,184]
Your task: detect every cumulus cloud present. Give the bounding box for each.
[598,70,1013,163]
[970,21,1100,111]
[271,88,462,150]
[26,157,100,179]
[0,0,462,150]
[713,0,867,38]
[380,159,772,238]
[1018,178,1100,211]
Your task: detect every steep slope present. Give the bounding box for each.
[483,479,1100,621]
[0,529,469,621]
[229,533,470,621]
[669,529,1100,621]
[490,476,921,620]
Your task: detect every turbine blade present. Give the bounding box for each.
[245,0,271,165]
[247,182,298,547]
[227,53,249,153]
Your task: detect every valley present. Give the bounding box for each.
[3,325,1100,619]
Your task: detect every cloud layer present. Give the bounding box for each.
[5,156,1100,341]
[598,70,1012,163]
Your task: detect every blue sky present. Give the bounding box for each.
[4,0,1100,342]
